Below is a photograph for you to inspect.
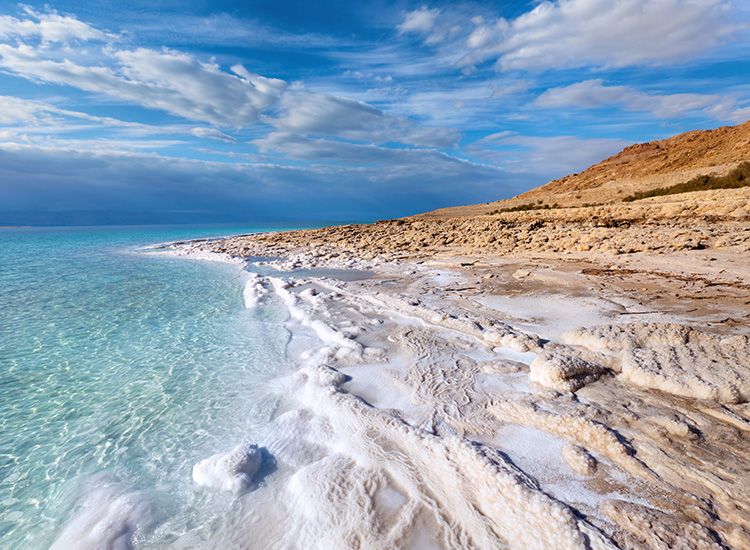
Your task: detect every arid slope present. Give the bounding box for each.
[420,120,750,219]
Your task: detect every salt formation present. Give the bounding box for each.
[50,477,152,550]
[529,353,605,392]
[223,275,619,549]
[169,225,750,549]
[192,442,263,494]
[276,363,617,550]
[560,444,598,476]
[341,286,543,353]
[565,323,750,403]
[243,272,268,308]
[222,269,750,550]
[270,277,364,361]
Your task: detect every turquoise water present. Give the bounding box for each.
[0,225,313,548]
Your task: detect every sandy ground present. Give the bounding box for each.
[167,188,750,550]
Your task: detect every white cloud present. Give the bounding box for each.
[0,9,461,149]
[705,99,750,123]
[397,7,440,35]
[467,132,630,176]
[397,6,460,46]
[0,43,288,126]
[271,90,459,148]
[0,6,115,43]
[497,0,734,70]
[0,94,244,148]
[400,0,737,71]
[535,79,737,119]
[0,94,55,124]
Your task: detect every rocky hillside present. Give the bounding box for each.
[420,120,750,219]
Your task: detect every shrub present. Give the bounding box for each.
[491,202,563,213]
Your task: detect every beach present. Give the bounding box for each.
[168,187,750,549]
[4,2,750,548]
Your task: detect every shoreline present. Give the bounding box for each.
[172,190,750,549]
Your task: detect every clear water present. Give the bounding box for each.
[0,225,314,549]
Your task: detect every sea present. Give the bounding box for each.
[0,224,328,549]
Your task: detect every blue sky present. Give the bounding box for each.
[0,0,749,223]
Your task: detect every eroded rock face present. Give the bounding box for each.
[519,121,750,200]
[421,120,750,217]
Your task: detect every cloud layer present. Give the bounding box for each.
[0,1,748,224]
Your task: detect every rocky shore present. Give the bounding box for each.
[195,186,750,270]
[170,186,750,549]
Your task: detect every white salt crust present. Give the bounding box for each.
[565,323,750,403]
[192,442,263,494]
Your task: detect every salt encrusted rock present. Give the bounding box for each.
[565,324,750,403]
[299,364,348,387]
[529,353,605,392]
[561,444,598,476]
[601,500,725,550]
[193,443,263,494]
[484,325,542,352]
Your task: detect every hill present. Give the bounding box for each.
[419,120,750,219]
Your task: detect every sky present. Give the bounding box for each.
[0,0,749,224]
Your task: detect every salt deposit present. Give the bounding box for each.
[192,442,263,494]
[561,444,598,476]
[239,258,749,548]
[269,277,365,361]
[50,476,153,550]
[143,242,246,265]
[529,353,606,392]
[272,363,618,550]
[242,272,268,308]
[170,209,750,550]
[565,323,750,403]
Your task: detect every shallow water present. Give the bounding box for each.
[0,225,317,548]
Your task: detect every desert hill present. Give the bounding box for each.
[419,120,750,219]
